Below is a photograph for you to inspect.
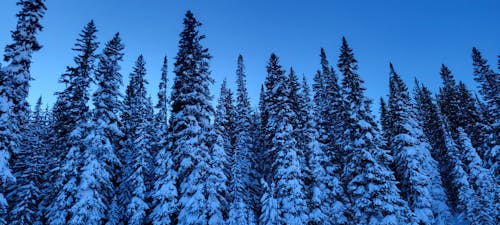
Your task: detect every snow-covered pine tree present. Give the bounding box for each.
[287,68,307,169]
[0,1,46,223]
[379,97,392,150]
[437,64,489,160]
[119,55,153,225]
[52,20,98,149]
[387,64,451,225]
[471,47,500,181]
[414,81,459,210]
[150,56,178,225]
[313,48,344,169]
[456,81,490,158]
[69,33,124,225]
[260,54,308,224]
[441,128,478,224]
[338,37,411,224]
[227,55,259,225]
[456,128,499,224]
[304,75,348,225]
[7,97,47,225]
[215,78,236,179]
[47,21,99,225]
[170,11,227,225]
[259,180,278,225]
[437,65,461,135]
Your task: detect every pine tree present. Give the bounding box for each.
[156,56,169,127]
[120,55,152,225]
[414,81,460,210]
[305,75,348,225]
[150,56,178,225]
[170,11,227,224]
[313,48,344,168]
[215,78,236,176]
[7,97,47,225]
[260,54,308,224]
[456,81,490,158]
[437,65,461,135]
[259,180,278,225]
[0,1,46,223]
[472,47,500,181]
[379,98,391,146]
[456,128,499,224]
[47,21,99,225]
[338,38,410,224]
[387,64,451,225]
[227,55,259,225]
[68,33,124,225]
[441,129,478,224]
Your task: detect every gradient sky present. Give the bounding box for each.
[1,0,499,113]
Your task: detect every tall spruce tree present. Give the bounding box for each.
[437,65,461,134]
[215,78,236,176]
[414,81,459,212]
[0,1,46,223]
[313,48,344,168]
[170,11,227,224]
[227,55,259,225]
[7,97,47,225]
[150,56,178,225]
[441,128,479,224]
[260,54,308,224]
[338,38,410,224]
[47,21,99,225]
[68,33,124,225]
[456,128,499,224]
[304,75,348,225]
[387,64,451,225]
[472,47,500,181]
[120,55,153,225]
[379,97,391,148]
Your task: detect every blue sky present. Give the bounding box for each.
[1,0,499,112]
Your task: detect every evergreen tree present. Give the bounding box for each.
[47,20,99,225]
[170,11,227,224]
[260,54,308,224]
[438,64,490,156]
[305,75,348,225]
[387,64,451,225]
[7,97,47,225]
[259,180,278,225]
[52,20,98,148]
[437,65,461,134]
[441,129,478,224]
[156,56,169,127]
[456,128,499,224]
[456,81,490,158]
[215,78,236,176]
[379,97,391,149]
[150,56,178,225]
[69,33,124,225]
[338,38,410,224]
[414,81,459,210]
[313,48,344,169]
[472,47,500,181]
[120,56,152,225]
[228,55,259,225]
[0,1,46,223]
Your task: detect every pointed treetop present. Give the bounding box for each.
[4,0,47,61]
[338,37,359,76]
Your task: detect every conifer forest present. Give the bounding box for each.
[0,1,499,225]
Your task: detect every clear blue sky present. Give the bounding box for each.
[1,0,499,112]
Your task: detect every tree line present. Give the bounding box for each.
[0,1,498,225]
